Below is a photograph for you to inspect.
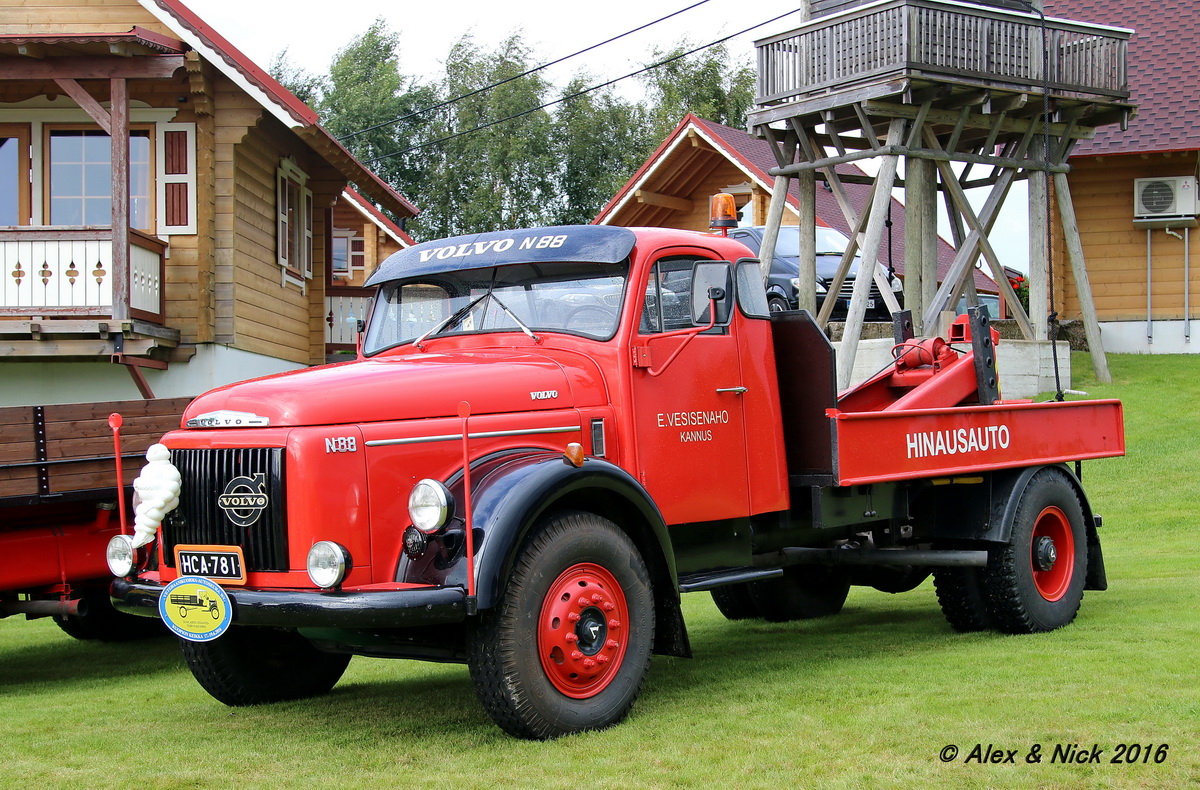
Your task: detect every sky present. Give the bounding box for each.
[185,0,807,94]
[183,0,1030,272]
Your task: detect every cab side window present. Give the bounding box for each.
[640,257,697,334]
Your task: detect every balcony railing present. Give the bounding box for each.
[755,0,1130,109]
[325,288,371,358]
[0,227,166,321]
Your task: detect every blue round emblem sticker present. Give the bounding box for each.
[159,576,233,641]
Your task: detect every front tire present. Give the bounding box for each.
[180,626,351,706]
[982,468,1088,634]
[467,511,655,739]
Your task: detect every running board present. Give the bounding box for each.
[677,566,784,593]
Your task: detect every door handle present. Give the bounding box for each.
[716,387,748,394]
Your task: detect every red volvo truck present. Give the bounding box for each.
[1,398,187,639]
[109,225,1123,738]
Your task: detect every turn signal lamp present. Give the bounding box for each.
[563,442,586,468]
[709,193,738,229]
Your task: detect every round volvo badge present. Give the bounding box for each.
[159,576,233,641]
[217,472,268,527]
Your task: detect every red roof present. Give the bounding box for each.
[598,114,994,292]
[342,187,416,247]
[1045,0,1200,156]
[140,0,418,218]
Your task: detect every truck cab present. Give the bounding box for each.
[110,224,1123,739]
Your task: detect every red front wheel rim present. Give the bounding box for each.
[537,562,629,699]
[1031,505,1075,602]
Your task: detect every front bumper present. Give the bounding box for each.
[111,577,468,629]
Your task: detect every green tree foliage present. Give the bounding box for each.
[550,78,650,226]
[274,22,760,238]
[415,35,557,238]
[316,18,437,206]
[640,42,756,141]
[268,48,325,107]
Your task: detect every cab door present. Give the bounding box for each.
[629,256,749,525]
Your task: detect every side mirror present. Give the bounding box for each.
[691,261,733,326]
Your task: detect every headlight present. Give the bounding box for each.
[408,479,454,534]
[306,541,350,589]
[792,277,829,295]
[106,534,136,577]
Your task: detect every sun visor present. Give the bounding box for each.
[366,225,638,286]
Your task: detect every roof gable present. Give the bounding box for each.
[135,0,417,218]
[597,115,991,291]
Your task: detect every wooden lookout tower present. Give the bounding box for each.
[748,0,1134,386]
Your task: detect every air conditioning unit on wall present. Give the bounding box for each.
[1133,176,1199,225]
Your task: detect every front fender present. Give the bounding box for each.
[466,454,675,611]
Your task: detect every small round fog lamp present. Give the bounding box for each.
[408,479,453,534]
[306,541,350,589]
[106,534,136,577]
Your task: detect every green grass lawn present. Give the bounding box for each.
[2,353,1197,789]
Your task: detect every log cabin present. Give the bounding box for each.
[1045,0,1200,353]
[0,0,418,407]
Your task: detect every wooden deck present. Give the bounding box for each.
[751,0,1131,129]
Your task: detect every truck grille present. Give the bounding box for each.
[163,448,288,571]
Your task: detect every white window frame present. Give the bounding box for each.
[156,121,196,235]
[330,228,355,277]
[276,158,313,291]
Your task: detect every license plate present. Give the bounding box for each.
[175,545,246,584]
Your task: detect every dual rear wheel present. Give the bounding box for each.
[934,468,1089,634]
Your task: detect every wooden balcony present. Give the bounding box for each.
[751,0,1131,127]
[0,226,180,365]
[0,226,167,321]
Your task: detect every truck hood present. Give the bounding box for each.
[183,352,580,427]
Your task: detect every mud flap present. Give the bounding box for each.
[1085,518,1107,591]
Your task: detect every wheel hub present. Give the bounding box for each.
[1030,505,1075,602]
[537,562,628,699]
[574,607,608,656]
[1033,535,1058,571]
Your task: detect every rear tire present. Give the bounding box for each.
[467,511,654,739]
[982,469,1088,634]
[710,583,761,620]
[933,565,993,632]
[180,626,351,706]
[748,566,850,622]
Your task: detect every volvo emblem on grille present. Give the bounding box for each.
[218,473,269,527]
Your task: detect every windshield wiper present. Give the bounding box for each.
[413,291,490,350]
[488,293,540,343]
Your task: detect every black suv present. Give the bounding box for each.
[728,226,902,320]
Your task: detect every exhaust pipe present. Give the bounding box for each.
[1,596,87,619]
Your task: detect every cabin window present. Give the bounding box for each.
[45,127,153,230]
[0,125,30,226]
[276,159,314,286]
[331,229,364,277]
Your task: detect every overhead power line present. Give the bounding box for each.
[339,0,713,142]
[364,7,805,166]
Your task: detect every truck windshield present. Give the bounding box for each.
[363,260,628,355]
